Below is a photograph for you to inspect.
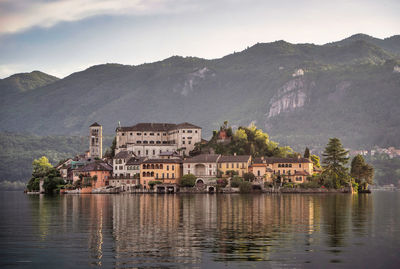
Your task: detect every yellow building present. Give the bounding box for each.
[252,156,313,183]
[249,163,273,183]
[217,155,252,177]
[140,159,182,189]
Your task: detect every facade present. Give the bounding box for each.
[115,122,202,157]
[249,163,273,183]
[113,150,135,177]
[89,122,103,158]
[109,157,146,191]
[79,161,112,189]
[140,159,182,189]
[252,156,313,183]
[183,154,220,178]
[217,155,252,177]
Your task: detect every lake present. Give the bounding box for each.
[0,191,399,268]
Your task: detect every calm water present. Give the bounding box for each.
[0,192,399,268]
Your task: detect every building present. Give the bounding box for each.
[79,161,112,189]
[249,162,273,183]
[183,154,220,177]
[252,156,313,183]
[217,154,252,177]
[115,122,202,157]
[109,156,146,191]
[89,122,103,158]
[113,150,135,177]
[140,159,183,189]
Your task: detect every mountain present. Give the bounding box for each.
[0,34,399,151]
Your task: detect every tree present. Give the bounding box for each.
[321,138,350,188]
[148,180,162,189]
[304,147,310,158]
[239,181,252,193]
[179,174,197,187]
[243,172,255,182]
[27,156,53,191]
[351,154,374,190]
[310,155,321,169]
[104,137,117,158]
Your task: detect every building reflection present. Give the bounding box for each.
[28,193,376,267]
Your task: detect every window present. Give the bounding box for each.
[156,173,159,179]
[188,137,192,139]
[115,166,118,170]
[157,133,160,136]
[188,164,190,168]
[167,173,169,179]
[231,163,234,169]
[130,133,133,136]
[149,133,154,136]
[122,133,125,136]
[182,137,185,139]
[258,170,260,176]
[188,170,191,174]
[283,170,285,174]
[182,141,185,144]
[172,165,175,170]
[119,166,123,170]
[163,133,166,136]
[236,163,239,168]
[172,173,175,178]
[138,150,141,155]
[183,130,185,133]
[209,164,212,168]
[146,150,148,155]
[144,133,147,135]
[299,164,302,168]
[187,130,192,133]
[167,165,169,171]
[195,130,197,133]
[289,164,292,168]
[188,141,191,144]
[137,141,142,144]
[156,141,161,144]
[137,133,141,135]
[162,173,164,179]
[153,150,155,155]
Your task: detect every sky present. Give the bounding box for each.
[0,0,399,79]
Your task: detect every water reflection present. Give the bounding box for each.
[3,192,400,268]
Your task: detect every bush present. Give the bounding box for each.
[283,183,295,188]
[231,177,243,188]
[179,174,196,187]
[148,180,162,189]
[264,182,273,188]
[217,178,228,188]
[243,172,255,182]
[239,181,252,193]
[299,181,320,188]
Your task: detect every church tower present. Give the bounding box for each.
[89,122,102,158]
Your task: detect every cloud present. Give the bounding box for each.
[0,0,198,35]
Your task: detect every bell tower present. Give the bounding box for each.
[89,122,102,158]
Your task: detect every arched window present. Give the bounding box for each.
[151,164,154,169]
[151,172,154,177]
[142,172,146,177]
[160,164,163,169]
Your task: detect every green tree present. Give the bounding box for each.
[304,147,310,158]
[179,174,197,187]
[148,180,162,189]
[27,156,53,191]
[104,137,117,158]
[239,181,252,193]
[243,172,255,182]
[321,138,350,188]
[351,154,374,190]
[310,154,321,169]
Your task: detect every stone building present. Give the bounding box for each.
[183,154,220,186]
[113,150,135,177]
[140,159,183,189]
[252,156,313,183]
[217,154,252,177]
[115,122,202,157]
[89,122,103,158]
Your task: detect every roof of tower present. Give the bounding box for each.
[90,122,101,127]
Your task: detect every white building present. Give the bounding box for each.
[115,122,202,157]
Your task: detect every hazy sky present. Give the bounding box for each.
[0,0,399,78]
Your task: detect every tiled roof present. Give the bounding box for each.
[114,150,135,159]
[143,159,182,164]
[184,154,221,163]
[90,122,101,127]
[126,157,147,165]
[218,155,251,163]
[253,157,312,164]
[116,122,201,132]
[80,161,112,172]
[294,170,310,176]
